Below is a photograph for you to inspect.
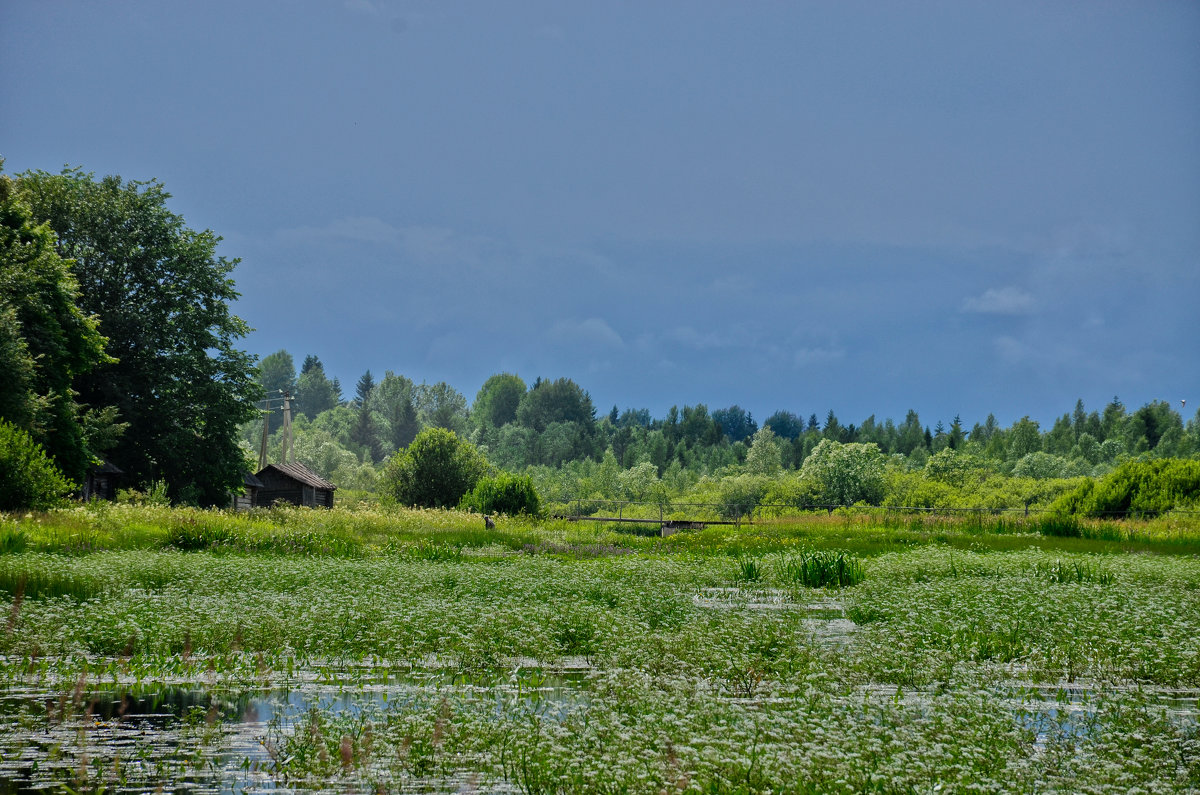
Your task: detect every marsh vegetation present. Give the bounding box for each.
[0,504,1197,792]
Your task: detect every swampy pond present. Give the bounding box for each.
[0,507,1198,792]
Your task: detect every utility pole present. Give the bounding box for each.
[258,405,270,470]
[256,390,286,470]
[281,391,294,465]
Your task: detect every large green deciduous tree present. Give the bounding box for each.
[0,172,113,482]
[801,439,886,505]
[517,378,596,432]
[381,427,489,508]
[415,381,470,436]
[472,373,526,431]
[17,168,260,505]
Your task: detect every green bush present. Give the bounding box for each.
[460,471,541,517]
[716,474,770,520]
[0,419,75,511]
[800,440,886,506]
[381,427,489,509]
[116,479,170,506]
[1050,458,1200,517]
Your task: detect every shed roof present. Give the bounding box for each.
[256,462,336,491]
[91,460,124,475]
[243,472,265,489]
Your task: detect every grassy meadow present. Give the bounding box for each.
[0,504,1197,792]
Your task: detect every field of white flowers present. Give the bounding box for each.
[0,506,1196,792]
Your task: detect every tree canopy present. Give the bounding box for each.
[0,171,114,482]
[16,167,260,505]
[381,427,489,508]
[472,373,527,431]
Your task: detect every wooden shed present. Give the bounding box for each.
[82,461,124,501]
[230,472,264,511]
[254,462,336,508]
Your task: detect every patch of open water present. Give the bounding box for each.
[1,668,1196,793]
[0,669,589,794]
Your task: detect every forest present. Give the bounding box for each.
[247,348,1200,517]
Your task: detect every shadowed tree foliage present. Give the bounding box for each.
[257,349,296,433]
[373,371,420,453]
[354,370,376,407]
[1007,417,1042,462]
[517,378,596,432]
[0,172,114,482]
[17,167,260,504]
[259,350,297,399]
[764,410,804,441]
[713,405,757,443]
[678,404,723,448]
[415,381,469,436]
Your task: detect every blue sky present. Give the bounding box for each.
[3,1,1197,428]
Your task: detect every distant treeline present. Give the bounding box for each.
[249,349,1200,505]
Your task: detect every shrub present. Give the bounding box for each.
[460,472,542,517]
[716,474,770,520]
[0,419,75,511]
[923,448,987,487]
[1050,458,1200,517]
[381,427,489,509]
[800,440,886,506]
[1012,452,1070,480]
[760,474,822,514]
[116,479,170,506]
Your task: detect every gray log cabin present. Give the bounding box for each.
[254,462,336,508]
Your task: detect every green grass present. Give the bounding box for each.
[776,549,866,588]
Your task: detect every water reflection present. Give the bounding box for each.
[0,671,1194,793]
[0,668,589,794]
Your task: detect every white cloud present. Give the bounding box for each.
[994,335,1027,364]
[962,286,1036,315]
[549,318,624,348]
[792,346,844,366]
[275,218,497,269]
[344,0,383,16]
[663,326,732,351]
[277,216,401,246]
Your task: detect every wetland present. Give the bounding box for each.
[0,505,1197,792]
